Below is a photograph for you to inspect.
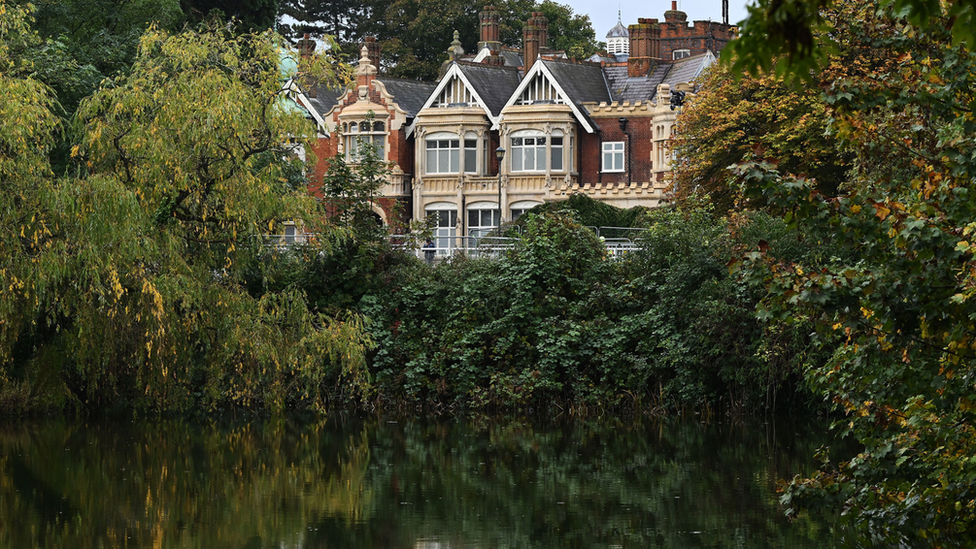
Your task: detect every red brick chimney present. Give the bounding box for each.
[664,1,688,23]
[531,11,549,49]
[628,18,661,76]
[298,33,315,57]
[523,16,540,69]
[297,33,317,97]
[363,36,382,75]
[479,6,500,49]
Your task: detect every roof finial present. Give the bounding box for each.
[448,29,465,60]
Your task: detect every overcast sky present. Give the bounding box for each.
[565,0,752,42]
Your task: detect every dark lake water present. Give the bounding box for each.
[0,414,844,548]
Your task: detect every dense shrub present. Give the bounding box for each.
[360,207,826,412]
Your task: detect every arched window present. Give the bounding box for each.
[510,200,542,221]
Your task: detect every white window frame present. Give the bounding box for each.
[510,200,542,221]
[550,130,564,172]
[602,141,625,173]
[466,201,500,238]
[425,132,460,174]
[673,49,691,60]
[463,131,479,175]
[425,202,458,256]
[511,130,547,173]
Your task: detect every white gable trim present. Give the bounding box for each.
[406,63,497,138]
[503,61,596,133]
[282,78,329,135]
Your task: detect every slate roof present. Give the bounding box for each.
[380,78,439,117]
[302,83,345,117]
[541,59,611,105]
[660,51,715,91]
[602,51,715,103]
[456,63,522,116]
[500,50,523,68]
[530,59,612,132]
[603,63,669,103]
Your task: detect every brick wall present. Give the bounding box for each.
[579,117,654,185]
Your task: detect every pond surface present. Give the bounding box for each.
[0,414,844,548]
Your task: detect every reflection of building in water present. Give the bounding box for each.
[286,3,736,246]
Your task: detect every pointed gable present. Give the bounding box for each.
[513,69,565,105]
[505,59,610,133]
[412,62,521,135]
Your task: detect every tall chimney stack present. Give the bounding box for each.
[298,33,316,57]
[523,16,540,70]
[363,36,382,75]
[531,11,549,49]
[628,18,660,77]
[479,6,501,50]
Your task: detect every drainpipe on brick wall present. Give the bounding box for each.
[619,118,631,186]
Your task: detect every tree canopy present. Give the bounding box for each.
[669,62,851,213]
[277,0,600,80]
[0,2,367,412]
[717,0,976,543]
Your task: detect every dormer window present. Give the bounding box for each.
[673,49,691,60]
[343,120,385,161]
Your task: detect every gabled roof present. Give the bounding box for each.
[410,62,521,136]
[456,63,522,116]
[503,59,610,133]
[283,79,341,134]
[380,78,439,117]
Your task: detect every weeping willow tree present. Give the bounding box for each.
[0,1,368,413]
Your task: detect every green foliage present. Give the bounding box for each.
[495,0,600,59]
[182,0,278,31]
[318,0,599,80]
[670,62,851,213]
[528,194,647,234]
[727,2,976,543]
[0,13,369,413]
[361,208,820,412]
[726,0,976,83]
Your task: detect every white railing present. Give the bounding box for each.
[265,227,644,259]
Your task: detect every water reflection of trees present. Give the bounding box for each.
[0,416,841,548]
